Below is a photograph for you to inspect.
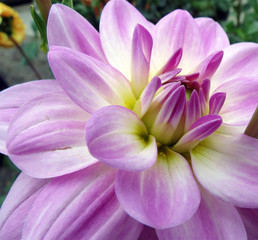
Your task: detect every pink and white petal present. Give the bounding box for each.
[191,128,258,208]
[152,10,203,75]
[48,46,136,114]
[0,109,15,154]
[131,24,153,98]
[213,77,258,125]
[0,173,49,240]
[211,43,258,91]
[157,48,183,75]
[184,90,201,132]
[157,188,247,240]
[0,80,63,154]
[115,147,200,229]
[6,92,97,178]
[147,86,186,145]
[22,163,143,240]
[173,114,222,153]
[159,69,182,84]
[216,123,246,136]
[209,92,226,115]
[201,78,211,102]
[138,226,159,240]
[238,208,258,240]
[193,51,223,81]
[100,0,153,80]
[133,76,161,118]
[47,4,106,62]
[0,80,63,110]
[86,105,157,171]
[195,17,230,55]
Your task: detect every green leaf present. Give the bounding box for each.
[62,0,74,8]
[30,5,48,53]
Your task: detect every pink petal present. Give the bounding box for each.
[0,173,49,240]
[143,85,186,145]
[201,78,211,102]
[209,92,226,115]
[0,110,14,154]
[195,17,230,55]
[184,90,201,131]
[0,80,63,154]
[211,43,258,91]
[191,127,258,208]
[100,0,153,79]
[86,105,157,171]
[198,88,207,115]
[238,208,258,240]
[131,24,153,98]
[48,46,136,114]
[7,92,97,178]
[152,10,203,75]
[115,148,200,229]
[159,69,182,84]
[47,4,107,62]
[157,48,182,75]
[213,77,258,125]
[193,51,224,81]
[22,163,143,240]
[173,114,222,153]
[157,188,247,240]
[133,76,161,117]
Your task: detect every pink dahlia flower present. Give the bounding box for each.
[0,0,258,239]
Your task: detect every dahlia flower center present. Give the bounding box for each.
[86,40,226,172]
[137,51,226,152]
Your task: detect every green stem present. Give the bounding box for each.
[244,107,258,139]
[10,37,42,80]
[34,0,52,23]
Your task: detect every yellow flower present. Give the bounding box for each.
[0,2,25,47]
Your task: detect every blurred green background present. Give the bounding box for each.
[0,0,257,207]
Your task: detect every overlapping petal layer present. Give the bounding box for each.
[0,80,63,154]
[131,24,153,98]
[211,43,258,91]
[115,148,200,229]
[173,114,222,153]
[194,17,230,55]
[0,174,49,240]
[100,0,153,79]
[48,46,136,114]
[22,163,143,240]
[213,77,258,125]
[6,92,97,178]
[133,76,161,117]
[86,105,157,171]
[157,189,247,240]
[48,4,107,62]
[191,127,258,208]
[151,10,203,75]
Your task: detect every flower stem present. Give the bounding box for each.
[10,37,42,79]
[34,0,52,23]
[244,107,258,139]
